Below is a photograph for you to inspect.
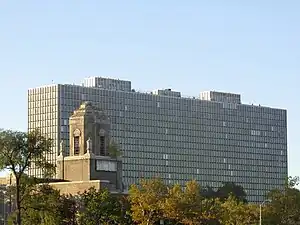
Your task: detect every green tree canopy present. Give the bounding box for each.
[263,176,300,225]
[129,178,168,225]
[108,139,122,158]
[219,194,258,225]
[216,182,247,203]
[77,187,126,225]
[0,129,55,225]
[17,184,62,225]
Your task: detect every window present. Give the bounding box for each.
[96,160,117,171]
[61,126,65,132]
[74,136,80,155]
[100,136,105,155]
[251,130,261,136]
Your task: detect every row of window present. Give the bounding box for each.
[59,125,285,144]
[113,128,285,141]
[120,143,285,154]
[122,165,286,177]
[123,176,283,190]
[123,150,286,161]
[58,105,287,126]
[28,84,285,118]
[113,137,286,149]
[29,113,58,122]
[56,132,287,154]
[117,138,286,149]
[123,161,286,171]
[28,84,57,94]
[59,86,284,113]
[122,159,286,170]
[122,173,285,186]
[58,86,285,114]
[111,121,286,133]
[35,123,286,146]
[58,137,287,159]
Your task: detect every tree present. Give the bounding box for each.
[180,180,203,224]
[180,180,220,225]
[263,176,300,225]
[17,184,62,225]
[161,184,185,224]
[58,194,78,225]
[216,182,247,203]
[129,178,168,225]
[162,181,220,225]
[7,183,78,225]
[201,186,218,199]
[0,129,55,225]
[117,195,134,225]
[107,139,122,158]
[219,194,258,225]
[77,187,124,225]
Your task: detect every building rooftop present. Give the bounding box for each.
[28,76,286,110]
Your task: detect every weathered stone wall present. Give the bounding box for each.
[49,180,102,195]
[63,157,90,181]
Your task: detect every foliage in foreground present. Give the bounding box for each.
[3,177,299,225]
[0,129,299,225]
[0,129,55,225]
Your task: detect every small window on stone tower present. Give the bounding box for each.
[100,136,105,156]
[74,136,80,155]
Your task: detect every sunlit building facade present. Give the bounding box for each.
[28,76,288,202]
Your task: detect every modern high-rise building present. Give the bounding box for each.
[28,76,288,202]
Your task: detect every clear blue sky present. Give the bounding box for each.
[0,1,299,177]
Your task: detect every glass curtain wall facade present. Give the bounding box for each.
[28,85,59,176]
[28,77,288,202]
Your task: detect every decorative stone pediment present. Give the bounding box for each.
[55,101,123,193]
[73,129,81,137]
[68,101,111,157]
[99,129,105,136]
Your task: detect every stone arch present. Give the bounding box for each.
[73,129,81,137]
[73,129,81,155]
[99,129,105,136]
[99,129,106,156]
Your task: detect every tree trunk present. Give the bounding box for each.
[15,177,21,225]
